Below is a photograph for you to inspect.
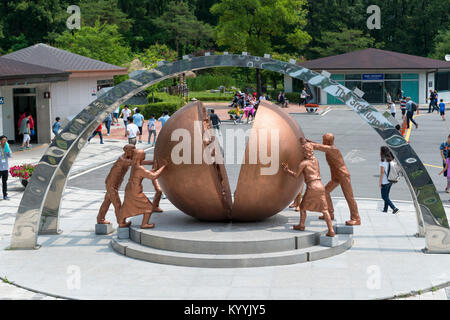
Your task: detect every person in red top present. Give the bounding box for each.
[88,124,104,144]
[18,112,35,131]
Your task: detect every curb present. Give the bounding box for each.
[382,281,450,300]
[0,276,74,300]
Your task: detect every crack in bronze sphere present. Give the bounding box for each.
[154,101,304,221]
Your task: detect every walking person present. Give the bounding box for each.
[440,135,450,183]
[113,106,120,125]
[300,88,310,107]
[20,114,31,150]
[389,101,396,118]
[434,90,439,111]
[88,124,104,144]
[125,116,139,145]
[439,153,450,193]
[120,105,132,134]
[439,99,446,121]
[133,108,145,143]
[52,117,61,142]
[379,146,399,214]
[104,113,112,136]
[147,114,157,146]
[400,96,407,117]
[386,91,392,105]
[209,109,222,136]
[0,135,12,200]
[405,97,418,129]
[428,90,437,113]
[158,110,170,128]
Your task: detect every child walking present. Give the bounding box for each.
[147,114,157,146]
[439,99,446,121]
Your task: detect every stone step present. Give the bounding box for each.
[127,211,341,255]
[111,234,353,268]
[129,226,327,255]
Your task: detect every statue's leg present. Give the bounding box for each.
[340,176,361,225]
[289,192,301,208]
[117,197,131,228]
[141,212,155,229]
[97,192,111,224]
[294,210,307,231]
[320,180,338,220]
[152,179,163,212]
[322,210,335,237]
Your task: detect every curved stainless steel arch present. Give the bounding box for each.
[10,53,450,253]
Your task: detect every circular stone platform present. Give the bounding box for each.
[111,209,353,268]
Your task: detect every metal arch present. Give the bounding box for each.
[10,54,450,253]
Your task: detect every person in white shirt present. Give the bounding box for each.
[379,146,399,214]
[389,102,396,118]
[125,116,139,145]
[120,105,132,134]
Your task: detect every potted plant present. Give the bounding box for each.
[9,164,37,188]
[228,109,237,119]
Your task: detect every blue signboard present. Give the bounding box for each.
[362,74,384,81]
[0,97,4,104]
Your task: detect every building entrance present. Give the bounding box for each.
[13,88,37,144]
[362,82,384,104]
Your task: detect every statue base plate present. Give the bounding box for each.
[117,227,130,239]
[95,224,115,235]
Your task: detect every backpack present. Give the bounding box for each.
[411,102,417,112]
[388,160,402,183]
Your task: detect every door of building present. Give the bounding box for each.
[13,88,37,144]
[362,82,384,104]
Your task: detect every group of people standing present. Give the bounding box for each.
[230,91,267,124]
[87,105,170,146]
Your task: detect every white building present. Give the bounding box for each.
[284,48,450,105]
[0,43,127,143]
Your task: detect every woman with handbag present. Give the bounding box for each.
[379,146,400,214]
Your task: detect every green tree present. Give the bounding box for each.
[54,21,132,66]
[211,0,311,94]
[138,43,177,68]
[430,30,450,61]
[310,28,379,57]
[153,1,214,57]
[79,0,133,33]
[0,0,70,51]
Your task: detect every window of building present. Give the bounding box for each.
[292,78,304,92]
[385,74,401,80]
[402,73,419,80]
[345,74,361,80]
[436,72,450,92]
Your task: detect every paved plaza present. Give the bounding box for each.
[0,105,449,300]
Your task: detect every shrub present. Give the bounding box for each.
[187,74,244,91]
[189,91,234,102]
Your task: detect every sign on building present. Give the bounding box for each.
[362,74,384,81]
